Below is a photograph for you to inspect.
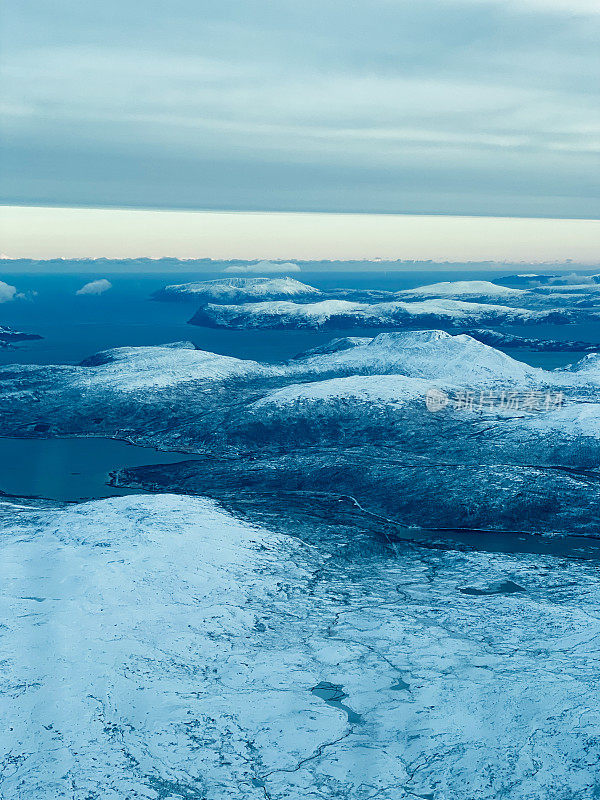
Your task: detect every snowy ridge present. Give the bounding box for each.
[59,334,600,436]
[397,280,526,299]
[565,352,600,373]
[291,337,373,360]
[71,332,543,394]
[75,341,267,391]
[563,353,600,383]
[293,331,544,385]
[190,297,575,330]
[253,374,431,409]
[153,276,321,303]
[5,333,600,441]
[33,330,557,397]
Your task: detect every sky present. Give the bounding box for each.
[1,0,599,258]
[1,205,599,263]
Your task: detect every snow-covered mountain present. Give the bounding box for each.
[4,265,600,800]
[563,352,600,383]
[0,330,564,406]
[292,331,543,385]
[190,297,579,330]
[76,341,267,391]
[1,331,599,536]
[67,331,546,394]
[153,276,321,303]
[397,280,526,299]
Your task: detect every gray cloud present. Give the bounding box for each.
[1,0,598,218]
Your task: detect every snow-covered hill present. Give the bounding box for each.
[563,352,600,384]
[153,276,321,303]
[66,331,545,394]
[291,337,373,360]
[0,330,560,411]
[398,280,526,299]
[293,331,543,385]
[76,341,267,391]
[190,297,577,330]
[254,374,432,409]
[1,331,600,541]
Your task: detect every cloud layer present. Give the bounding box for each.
[224,261,301,274]
[1,0,598,218]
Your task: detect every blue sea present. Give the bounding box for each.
[1,266,597,369]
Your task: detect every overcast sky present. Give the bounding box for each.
[2,0,599,221]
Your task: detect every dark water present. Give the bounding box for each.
[0,436,194,502]
[0,269,594,368]
[310,682,363,725]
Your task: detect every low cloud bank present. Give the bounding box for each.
[76,279,113,296]
[224,261,301,274]
[548,272,600,286]
[0,280,22,302]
